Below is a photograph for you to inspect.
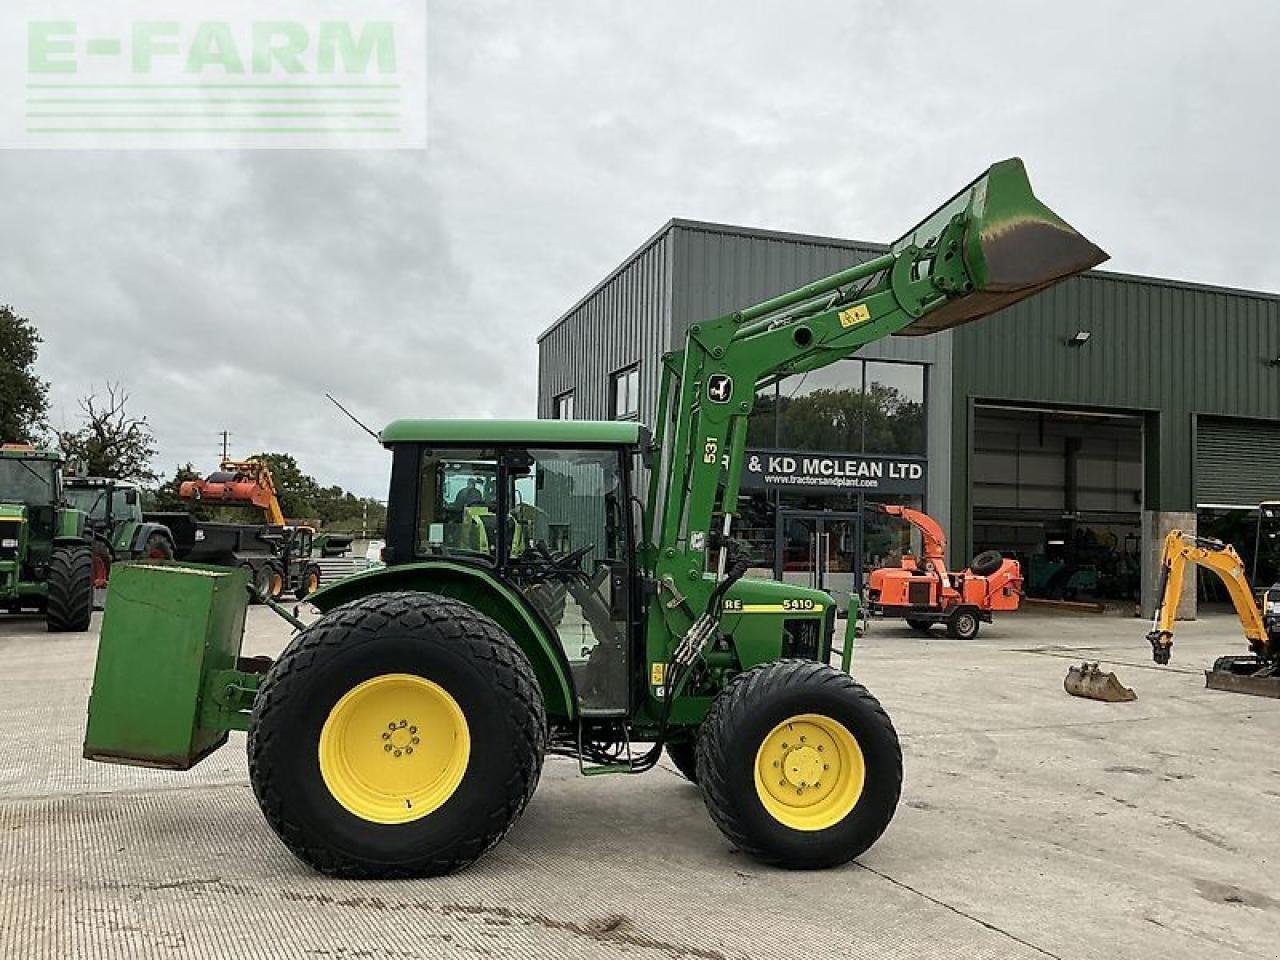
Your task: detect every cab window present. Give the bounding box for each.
[415,449,501,562]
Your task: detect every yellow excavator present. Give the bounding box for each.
[1147,528,1280,697]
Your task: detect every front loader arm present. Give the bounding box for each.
[1147,530,1269,664]
[644,158,1106,663]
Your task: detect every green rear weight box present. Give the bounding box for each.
[84,562,256,770]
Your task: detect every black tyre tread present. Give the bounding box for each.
[664,738,699,783]
[697,659,902,868]
[248,590,546,879]
[904,618,934,635]
[46,545,93,632]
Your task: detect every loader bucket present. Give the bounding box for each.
[894,158,1108,335]
[1064,662,1136,702]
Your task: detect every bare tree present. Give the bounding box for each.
[58,384,158,482]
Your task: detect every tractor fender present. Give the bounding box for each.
[306,560,577,721]
[52,535,90,549]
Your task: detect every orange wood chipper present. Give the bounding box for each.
[866,504,1022,639]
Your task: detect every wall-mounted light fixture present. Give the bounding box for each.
[1066,330,1091,347]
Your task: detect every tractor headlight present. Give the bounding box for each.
[0,539,16,549]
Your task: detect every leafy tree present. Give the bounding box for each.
[0,305,50,442]
[58,384,158,482]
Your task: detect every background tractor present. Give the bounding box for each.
[83,159,1105,876]
[64,476,175,597]
[0,445,94,631]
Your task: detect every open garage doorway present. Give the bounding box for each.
[971,405,1144,603]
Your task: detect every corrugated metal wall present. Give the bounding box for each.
[1195,417,1280,506]
[537,226,673,421]
[949,271,1280,562]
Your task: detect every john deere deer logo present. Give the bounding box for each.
[707,374,733,404]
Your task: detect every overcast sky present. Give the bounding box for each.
[2,1,1276,497]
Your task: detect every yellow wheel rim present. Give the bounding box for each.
[306,572,320,592]
[754,713,865,831]
[270,572,284,596]
[318,674,470,824]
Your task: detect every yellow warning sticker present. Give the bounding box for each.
[650,662,667,686]
[838,304,871,328]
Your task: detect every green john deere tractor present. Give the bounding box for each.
[0,445,95,631]
[83,159,1106,875]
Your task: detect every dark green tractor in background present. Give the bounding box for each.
[64,476,175,598]
[0,445,94,631]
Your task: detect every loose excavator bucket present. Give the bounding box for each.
[894,158,1108,336]
[1064,661,1136,703]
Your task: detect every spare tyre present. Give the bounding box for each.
[970,550,1004,577]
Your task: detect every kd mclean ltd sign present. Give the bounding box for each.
[741,448,927,496]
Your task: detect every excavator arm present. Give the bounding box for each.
[1147,530,1270,664]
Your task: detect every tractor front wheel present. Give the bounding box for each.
[697,660,901,869]
[46,545,94,633]
[143,533,173,561]
[247,591,546,878]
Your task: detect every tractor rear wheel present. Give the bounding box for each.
[295,564,322,600]
[697,660,901,869]
[46,545,94,633]
[248,591,546,878]
[664,738,699,783]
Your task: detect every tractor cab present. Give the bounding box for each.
[380,419,643,716]
[0,446,67,583]
[65,478,143,540]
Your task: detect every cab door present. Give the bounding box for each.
[502,447,633,716]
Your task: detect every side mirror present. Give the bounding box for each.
[124,489,139,506]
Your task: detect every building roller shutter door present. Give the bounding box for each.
[1196,418,1280,507]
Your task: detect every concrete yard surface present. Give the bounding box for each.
[1,606,1277,959]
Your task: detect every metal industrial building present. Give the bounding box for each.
[537,219,1280,616]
